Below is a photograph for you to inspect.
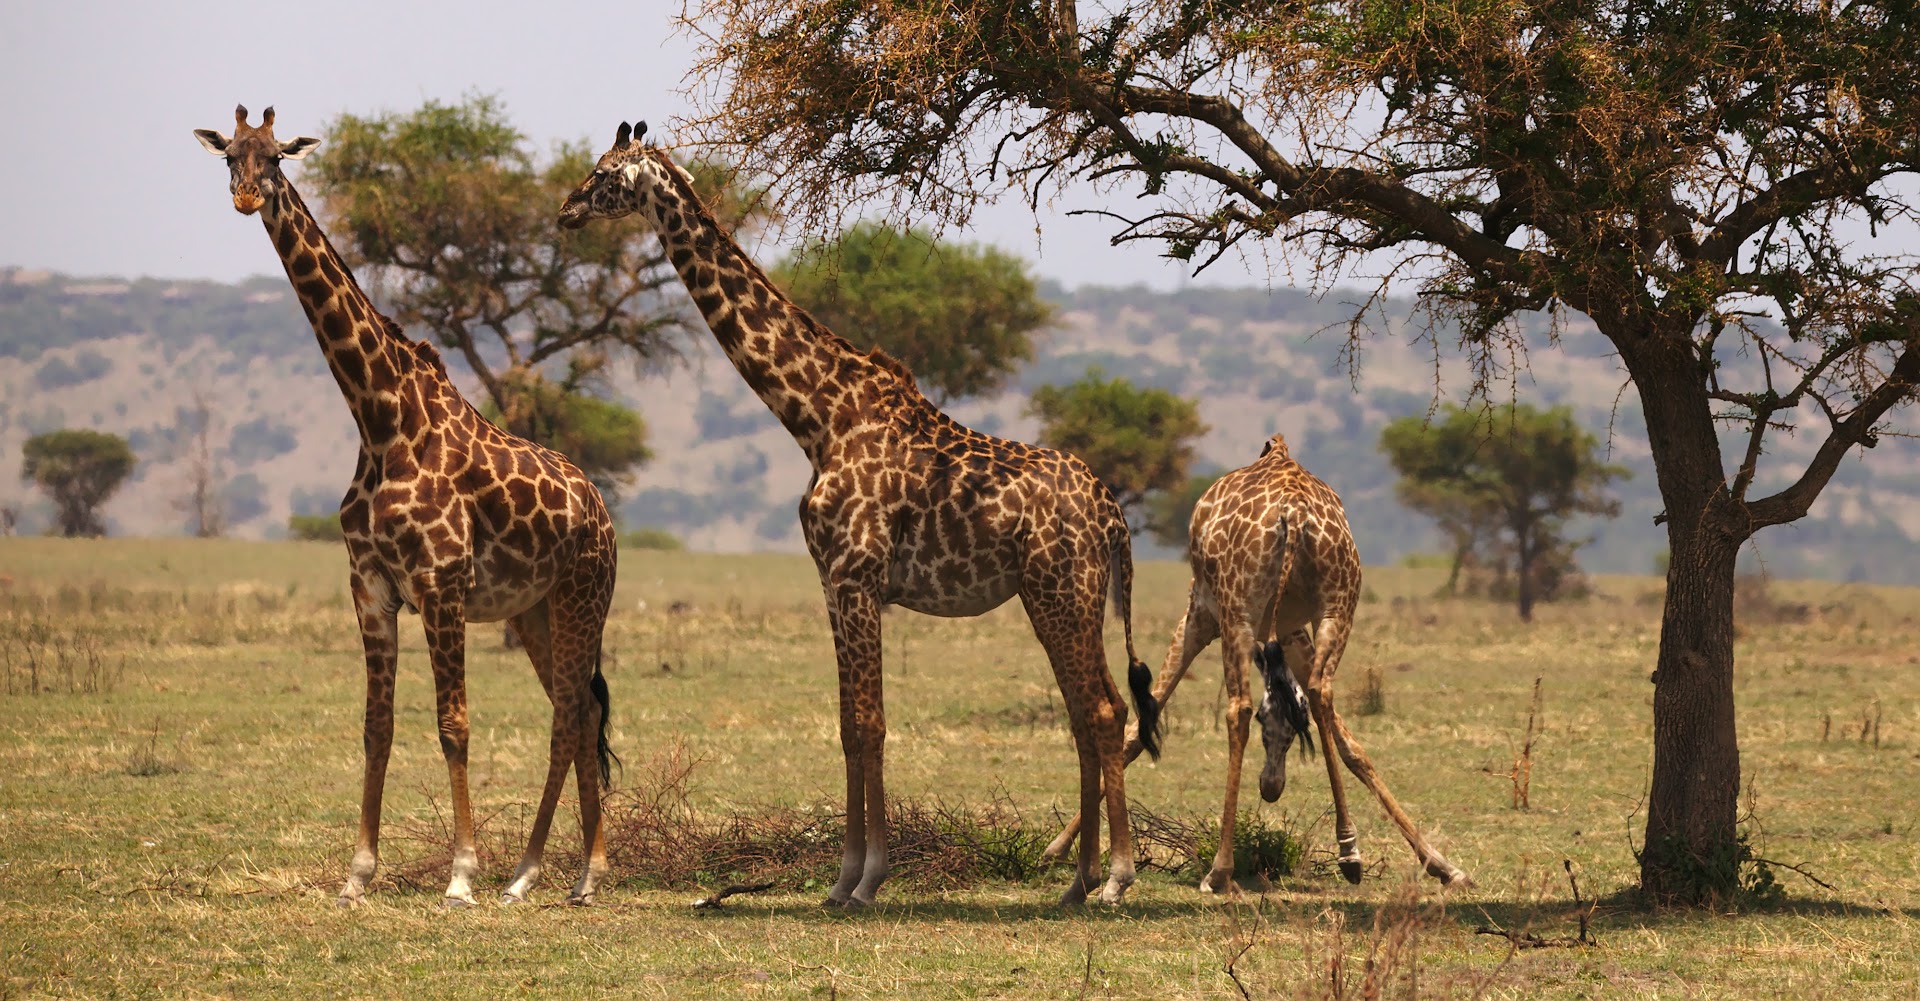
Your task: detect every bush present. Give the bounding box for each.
[287,513,344,542]
[621,528,683,551]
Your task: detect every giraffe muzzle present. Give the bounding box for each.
[233,192,265,215]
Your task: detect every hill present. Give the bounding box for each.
[4,265,1916,584]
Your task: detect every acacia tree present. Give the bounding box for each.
[1382,404,1629,620]
[1029,369,1207,527]
[304,95,763,487]
[683,1,1920,901]
[774,222,1051,405]
[22,430,136,537]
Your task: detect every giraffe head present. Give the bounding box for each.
[192,105,320,215]
[1252,638,1315,802]
[557,120,678,231]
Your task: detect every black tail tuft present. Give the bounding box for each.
[590,648,619,789]
[1254,640,1314,758]
[1129,658,1163,760]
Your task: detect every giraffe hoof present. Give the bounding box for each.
[500,891,526,906]
[334,894,361,909]
[1058,883,1089,907]
[1339,860,1365,884]
[564,893,594,907]
[1199,869,1239,895]
[441,894,475,910]
[1437,867,1473,889]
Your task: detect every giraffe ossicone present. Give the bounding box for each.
[195,105,622,908]
[1048,432,1470,893]
[559,119,1163,907]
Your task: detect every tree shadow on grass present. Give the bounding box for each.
[674,882,1920,931]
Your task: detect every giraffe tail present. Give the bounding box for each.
[1110,521,1163,760]
[591,644,620,789]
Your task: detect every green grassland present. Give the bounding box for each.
[2,538,1917,998]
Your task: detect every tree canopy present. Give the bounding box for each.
[1143,472,1225,550]
[681,0,1920,902]
[774,222,1051,405]
[303,95,762,489]
[1029,369,1207,525]
[21,430,136,537]
[1382,404,1629,620]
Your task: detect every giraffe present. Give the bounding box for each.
[1047,433,1469,891]
[194,106,621,908]
[558,121,1162,907]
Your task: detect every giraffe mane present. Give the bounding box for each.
[649,149,928,399]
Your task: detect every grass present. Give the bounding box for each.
[2,537,1918,998]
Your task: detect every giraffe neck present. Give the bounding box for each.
[646,162,892,463]
[258,183,414,447]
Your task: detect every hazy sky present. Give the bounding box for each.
[0,0,1245,290]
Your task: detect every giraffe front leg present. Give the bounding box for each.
[822,582,887,908]
[338,579,399,907]
[417,581,480,908]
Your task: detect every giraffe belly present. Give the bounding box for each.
[884,564,1021,617]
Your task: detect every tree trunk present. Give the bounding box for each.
[1642,519,1743,901]
[1514,520,1535,622]
[1619,331,1750,903]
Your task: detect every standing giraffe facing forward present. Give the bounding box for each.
[194,106,619,907]
[1049,433,1469,891]
[559,121,1162,907]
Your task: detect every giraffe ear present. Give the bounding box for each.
[194,129,231,155]
[615,121,632,147]
[278,136,321,160]
[633,120,648,142]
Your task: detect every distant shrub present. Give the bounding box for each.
[1398,551,1452,570]
[220,473,268,525]
[34,349,112,390]
[621,528,683,551]
[288,513,344,542]
[227,416,300,464]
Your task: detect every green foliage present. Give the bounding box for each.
[1195,813,1305,882]
[1638,831,1789,910]
[1381,404,1628,620]
[1028,369,1208,522]
[1142,472,1224,549]
[481,374,651,508]
[20,429,136,537]
[303,95,759,487]
[286,513,344,542]
[620,528,684,551]
[774,222,1050,404]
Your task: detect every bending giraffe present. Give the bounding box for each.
[558,121,1162,907]
[1048,433,1470,891]
[194,106,619,907]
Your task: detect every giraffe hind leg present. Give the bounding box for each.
[1043,598,1218,861]
[502,601,562,904]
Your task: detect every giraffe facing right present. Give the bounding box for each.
[1049,433,1470,892]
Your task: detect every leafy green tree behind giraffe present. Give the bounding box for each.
[1029,369,1207,530]
[774,222,1051,406]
